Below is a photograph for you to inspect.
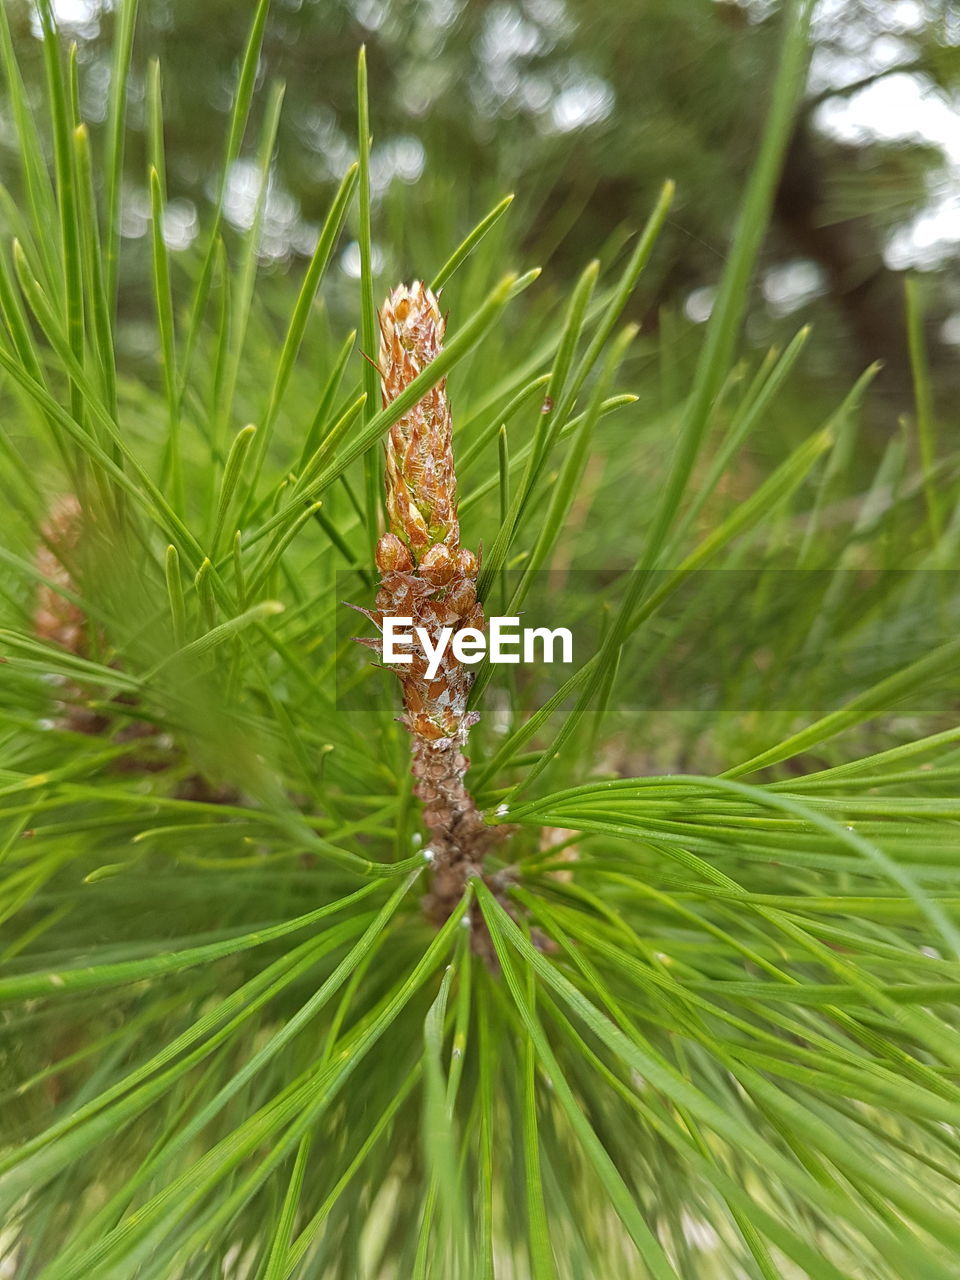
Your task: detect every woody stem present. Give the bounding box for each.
[413,736,500,919]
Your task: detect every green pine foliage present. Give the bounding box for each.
[2,1,960,1276]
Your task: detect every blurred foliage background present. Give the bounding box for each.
[3,0,960,430]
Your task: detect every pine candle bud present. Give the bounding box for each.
[379,282,459,556]
[375,281,483,746]
[34,494,88,659]
[33,495,110,736]
[367,282,502,929]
